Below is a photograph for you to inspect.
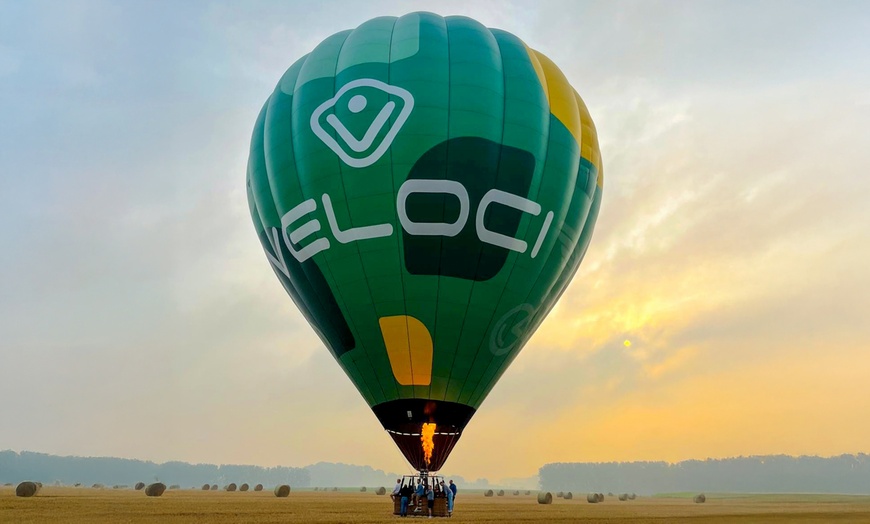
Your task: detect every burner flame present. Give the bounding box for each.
[421,423,436,467]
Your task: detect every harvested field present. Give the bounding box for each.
[2,487,870,523]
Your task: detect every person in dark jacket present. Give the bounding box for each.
[399,483,413,517]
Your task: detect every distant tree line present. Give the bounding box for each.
[539,454,870,494]
[0,451,309,487]
[305,462,403,487]
[0,450,504,489]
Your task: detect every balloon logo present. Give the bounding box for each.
[310,78,415,168]
[247,12,603,471]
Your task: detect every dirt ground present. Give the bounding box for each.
[2,486,870,523]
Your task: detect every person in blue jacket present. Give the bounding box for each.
[426,483,436,518]
[413,479,425,512]
[441,481,454,516]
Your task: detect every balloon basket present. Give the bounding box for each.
[392,474,451,517]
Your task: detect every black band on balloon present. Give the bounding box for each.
[371,399,476,431]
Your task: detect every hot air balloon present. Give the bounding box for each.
[247,12,602,472]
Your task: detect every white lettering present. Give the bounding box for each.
[264,227,290,279]
[322,194,393,243]
[281,199,330,263]
[476,189,541,253]
[397,179,469,237]
[531,211,554,259]
[261,183,554,267]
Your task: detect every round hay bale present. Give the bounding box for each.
[16,482,38,497]
[313,487,319,491]
[537,492,553,504]
[201,484,210,491]
[618,493,628,501]
[254,484,263,492]
[92,484,103,489]
[597,493,604,502]
[274,484,290,497]
[628,493,636,500]
[497,489,504,496]
[240,483,249,492]
[525,490,531,495]
[210,484,218,491]
[74,483,81,487]
[332,487,338,492]
[513,490,519,495]
[360,486,367,492]
[226,483,237,492]
[693,494,706,503]
[375,486,387,495]
[145,483,166,497]
[134,482,145,490]
[557,491,564,498]
[3,483,12,487]
[564,491,573,500]
[586,493,599,503]
[484,489,494,497]
[607,492,614,496]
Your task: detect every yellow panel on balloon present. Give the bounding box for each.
[379,315,433,386]
[524,43,603,189]
[525,48,582,151]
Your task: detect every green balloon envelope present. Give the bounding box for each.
[247,12,603,471]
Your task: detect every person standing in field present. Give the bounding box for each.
[449,479,457,501]
[391,478,401,501]
[414,479,425,511]
[442,481,454,517]
[426,482,436,518]
[399,482,413,517]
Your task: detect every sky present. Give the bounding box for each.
[1,0,869,483]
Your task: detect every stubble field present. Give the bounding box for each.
[3,487,870,523]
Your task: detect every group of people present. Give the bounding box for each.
[392,477,456,518]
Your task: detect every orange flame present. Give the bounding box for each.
[421,423,436,467]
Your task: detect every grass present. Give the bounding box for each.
[2,486,870,523]
[654,492,870,502]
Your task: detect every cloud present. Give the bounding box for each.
[531,75,870,357]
